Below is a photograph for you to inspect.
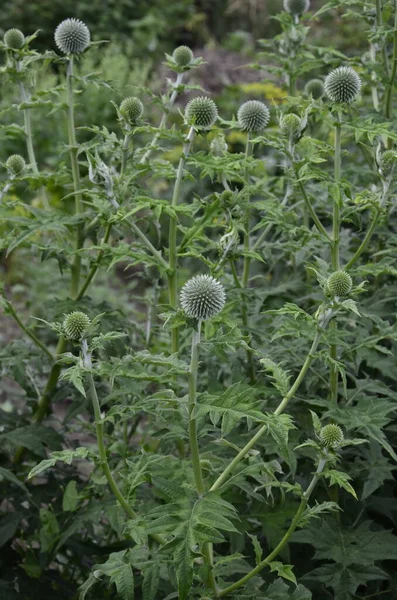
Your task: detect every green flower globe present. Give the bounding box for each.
[6,154,26,175]
[238,100,270,134]
[63,311,91,340]
[280,113,302,140]
[324,66,362,104]
[319,424,344,447]
[180,275,226,321]
[185,97,218,130]
[379,150,397,177]
[326,270,353,297]
[210,133,228,156]
[119,97,144,125]
[283,0,310,16]
[172,45,193,67]
[4,28,25,50]
[304,78,325,99]
[55,18,91,55]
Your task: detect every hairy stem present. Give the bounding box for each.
[292,164,331,241]
[218,458,326,597]
[76,222,113,300]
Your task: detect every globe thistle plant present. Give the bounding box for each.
[185,97,218,130]
[280,113,302,141]
[55,18,91,55]
[378,149,397,178]
[6,154,26,176]
[210,133,228,156]
[319,424,344,447]
[326,271,353,297]
[304,78,324,99]
[4,28,25,50]
[180,275,226,321]
[324,66,362,104]
[237,101,270,134]
[63,311,91,340]
[283,0,310,16]
[120,97,144,126]
[172,45,193,68]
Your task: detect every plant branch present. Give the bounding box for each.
[5,300,53,361]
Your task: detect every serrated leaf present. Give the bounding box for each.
[269,561,297,585]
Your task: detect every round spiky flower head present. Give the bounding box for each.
[304,78,324,99]
[6,154,25,176]
[319,424,344,447]
[210,133,228,156]
[326,270,353,297]
[379,149,397,177]
[119,97,144,125]
[172,45,193,67]
[55,18,90,55]
[238,100,270,134]
[185,97,218,130]
[280,114,302,140]
[283,0,310,16]
[324,66,362,104]
[63,311,91,340]
[4,28,25,50]
[180,275,226,321]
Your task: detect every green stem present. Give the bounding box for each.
[210,318,331,492]
[5,301,53,360]
[293,164,331,241]
[66,56,84,299]
[217,458,326,597]
[125,216,169,271]
[168,126,195,353]
[345,208,381,270]
[76,222,112,300]
[120,131,131,177]
[376,0,389,79]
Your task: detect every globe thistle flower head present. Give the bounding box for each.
[238,100,270,134]
[379,150,397,177]
[210,133,228,156]
[280,113,302,141]
[283,0,310,16]
[324,66,362,104]
[172,45,194,67]
[180,275,226,321]
[63,311,91,340]
[119,97,144,125]
[319,423,344,447]
[6,154,25,175]
[304,78,324,99]
[326,270,353,297]
[185,97,218,130]
[4,29,25,50]
[55,18,90,55]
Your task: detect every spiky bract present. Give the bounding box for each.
[327,271,353,297]
[379,150,397,177]
[237,100,270,134]
[6,154,26,175]
[172,45,193,67]
[180,275,226,321]
[63,311,91,340]
[319,424,344,447]
[185,97,218,130]
[283,0,310,16]
[4,29,25,50]
[119,97,144,125]
[324,66,362,104]
[304,78,325,99]
[55,18,90,54]
[280,114,302,140]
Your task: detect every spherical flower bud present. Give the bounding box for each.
[237,100,270,134]
[210,133,228,156]
[304,78,325,99]
[172,45,194,67]
[180,274,226,321]
[379,150,397,177]
[4,29,25,50]
[324,66,362,104]
[319,424,344,447]
[280,114,302,141]
[6,154,26,175]
[54,18,91,55]
[185,97,218,130]
[119,97,144,125]
[326,270,353,297]
[63,311,91,340]
[283,0,310,16]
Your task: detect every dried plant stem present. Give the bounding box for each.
[218,458,326,597]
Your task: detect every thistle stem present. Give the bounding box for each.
[76,222,113,300]
[66,56,84,299]
[168,126,195,353]
[5,300,53,361]
[217,459,326,597]
[385,0,397,139]
[292,164,331,241]
[210,312,332,492]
